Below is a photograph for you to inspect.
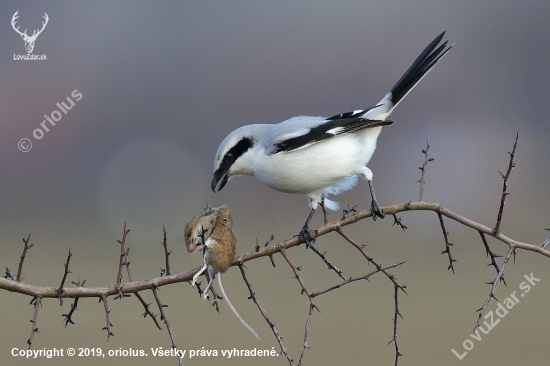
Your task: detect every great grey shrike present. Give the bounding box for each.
[211,32,452,238]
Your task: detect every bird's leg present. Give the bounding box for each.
[368,179,385,220]
[298,207,316,248]
[319,199,329,225]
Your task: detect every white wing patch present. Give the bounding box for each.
[326,126,345,135]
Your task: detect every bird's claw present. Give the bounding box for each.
[371,201,385,221]
[298,225,315,248]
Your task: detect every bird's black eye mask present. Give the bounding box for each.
[218,137,254,172]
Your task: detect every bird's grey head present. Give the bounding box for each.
[211,127,256,192]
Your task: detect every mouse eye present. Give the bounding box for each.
[186,231,191,238]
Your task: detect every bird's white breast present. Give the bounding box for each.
[252,126,382,195]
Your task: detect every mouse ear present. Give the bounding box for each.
[200,204,214,217]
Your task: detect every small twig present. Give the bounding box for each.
[479,231,506,285]
[151,286,168,321]
[387,285,403,366]
[392,214,407,231]
[493,133,519,234]
[438,213,456,274]
[17,233,33,282]
[418,139,434,202]
[541,229,550,248]
[4,268,16,280]
[152,286,183,366]
[279,249,318,309]
[114,240,162,329]
[302,238,345,280]
[310,262,406,298]
[114,224,130,300]
[265,234,276,267]
[162,225,171,276]
[239,265,293,365]
[100,295,114,340]
[123,248,132,283]
[474,246,515,331]
[27,297,41,349]
[62,277,86,326]
[336,227,407,294]
[297,304,315,366]
[342,204,357,219]
[279,249,317,364]
[135,293,162,330]
[57,249,73,303]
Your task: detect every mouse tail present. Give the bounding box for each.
[217,274,261,339]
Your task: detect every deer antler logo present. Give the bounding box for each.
[11,11,49,54]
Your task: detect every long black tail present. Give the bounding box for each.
[390,32,453,107]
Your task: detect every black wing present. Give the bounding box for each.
[272,116,393,154]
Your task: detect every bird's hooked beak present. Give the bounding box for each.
[211,168,229,192]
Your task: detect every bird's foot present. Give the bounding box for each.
[371,200,385,221]
[298,225,316,248]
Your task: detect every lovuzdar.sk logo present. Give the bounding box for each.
[12,10,48,61]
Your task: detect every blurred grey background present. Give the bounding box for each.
[1,1,549,365]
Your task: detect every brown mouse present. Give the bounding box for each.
[185,205,260,339]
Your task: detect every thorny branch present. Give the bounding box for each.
[135,292,162,330]
[162,225,171,276]
[479,231,506,285]
[309,262,405,298]
[418,139,433,202]
[298,304,315,366]
[474,246,515,331]
[61,277,85,327]
[306,240,345,280]
[100,295,114,340]
[114,224,130,300]
[336,228,407,294]
[120,234,162,330]
[256,235,276,267]
[57,249,72,303]
[27,297,41,348]
[2,202,549,298]
[279,249,319,364]
[239,265,293,365]
[493,133,518,234]
[388,285,403,366]
[152,286,183,366]
[279,249,317,309]
[438,213,456,274]
[17,233,33,282]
